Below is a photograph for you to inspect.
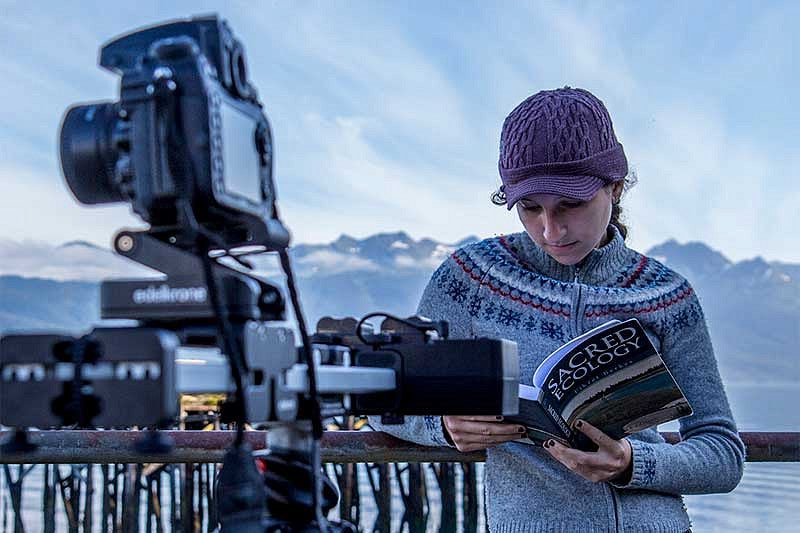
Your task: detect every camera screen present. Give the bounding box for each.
[220,99,261,205]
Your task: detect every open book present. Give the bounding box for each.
[506,318,692,451]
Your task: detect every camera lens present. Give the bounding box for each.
[59,102,128,205]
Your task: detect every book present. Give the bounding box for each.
[506,318,692,451]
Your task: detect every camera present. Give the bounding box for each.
[0,15,520,532]
[58,15,287,250]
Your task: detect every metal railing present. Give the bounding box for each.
[0,430,797,464]
[0,431,796,533]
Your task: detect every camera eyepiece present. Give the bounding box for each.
[229,40,252,100]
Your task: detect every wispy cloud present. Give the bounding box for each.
[295,250,379,275]
[0,162,144,249]
[0,1,797,262]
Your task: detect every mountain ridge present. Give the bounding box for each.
[1,232,796,384]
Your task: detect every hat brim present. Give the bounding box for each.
[504,175,607,210]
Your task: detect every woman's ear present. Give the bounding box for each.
[611,181,624,203]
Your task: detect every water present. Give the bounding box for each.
[680,383,800,532]
[685,463,800,532]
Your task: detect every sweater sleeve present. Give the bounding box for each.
[368,253,475,447]
[613,284,745,495]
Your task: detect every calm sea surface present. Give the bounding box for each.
[5,384,799,532]
[681,383,800,532]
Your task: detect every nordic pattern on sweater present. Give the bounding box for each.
[370,226,745,533]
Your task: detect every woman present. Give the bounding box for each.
[372,87,744,532]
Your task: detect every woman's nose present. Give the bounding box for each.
[542,211,566,242]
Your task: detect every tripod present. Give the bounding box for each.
[103,229,355,532]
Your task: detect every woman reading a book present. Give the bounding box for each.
[372,87,744,532]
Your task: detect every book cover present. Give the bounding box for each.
[507,318,692,451]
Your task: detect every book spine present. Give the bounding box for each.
[539,393,572,442]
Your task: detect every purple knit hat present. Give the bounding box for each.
[498,87,628,209]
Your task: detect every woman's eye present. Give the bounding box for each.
[521,204,541,211]
[563,201,585,209]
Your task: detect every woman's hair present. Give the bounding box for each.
[491,170,638,241]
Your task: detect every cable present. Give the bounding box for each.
[277,247,326,529]
[178,201,250,446]
[277,249,322,438]
[199,239,248,446]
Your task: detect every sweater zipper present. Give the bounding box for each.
[609,485,621,532]
[574,265,618,531]
[571,266,583,337]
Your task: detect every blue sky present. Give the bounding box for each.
[1,1,798,263]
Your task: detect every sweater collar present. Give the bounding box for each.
[508,225,631,285]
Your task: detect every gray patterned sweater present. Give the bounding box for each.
[371,226,745,533]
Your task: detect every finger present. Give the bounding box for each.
[449,425,525,447]
[544,440,623,482]
[457,415,509,422]
[545,440,610,471]
[455,434,523,452]
[461,433,523,446]
[574,420,617,450]
[449,420,526,437]
[543,440,579,472]
[543,442,600,481]
[456,436,520,453]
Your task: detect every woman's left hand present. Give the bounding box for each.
[543,420,632,483]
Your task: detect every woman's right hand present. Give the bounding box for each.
[442,415,526,452]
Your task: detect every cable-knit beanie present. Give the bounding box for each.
[498,87,628,209]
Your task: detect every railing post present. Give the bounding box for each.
[198,461,207,531]
[461,462,478,533]
[335,461,360,525]
[100,465,111,533]
[432,463,456,533]
[182,463,196,533]
[170,465,181,532]
[145,468,165,533]
[107,463,124,533]
[43,464,55,533]
[396,463,428,533]
[1,471,8,533]
[205,463,217,532]
[83,465,94,533]
[365,463,391,532]
[55,465,80,533]
[121,464,142,533]
[72,466,82,533]
[3,464,27,533]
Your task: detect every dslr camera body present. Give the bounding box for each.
[59,15,287,249]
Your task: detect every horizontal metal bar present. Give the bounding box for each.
[0,430,796,464]
[285,364,396,394]
[176,355,397,395]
